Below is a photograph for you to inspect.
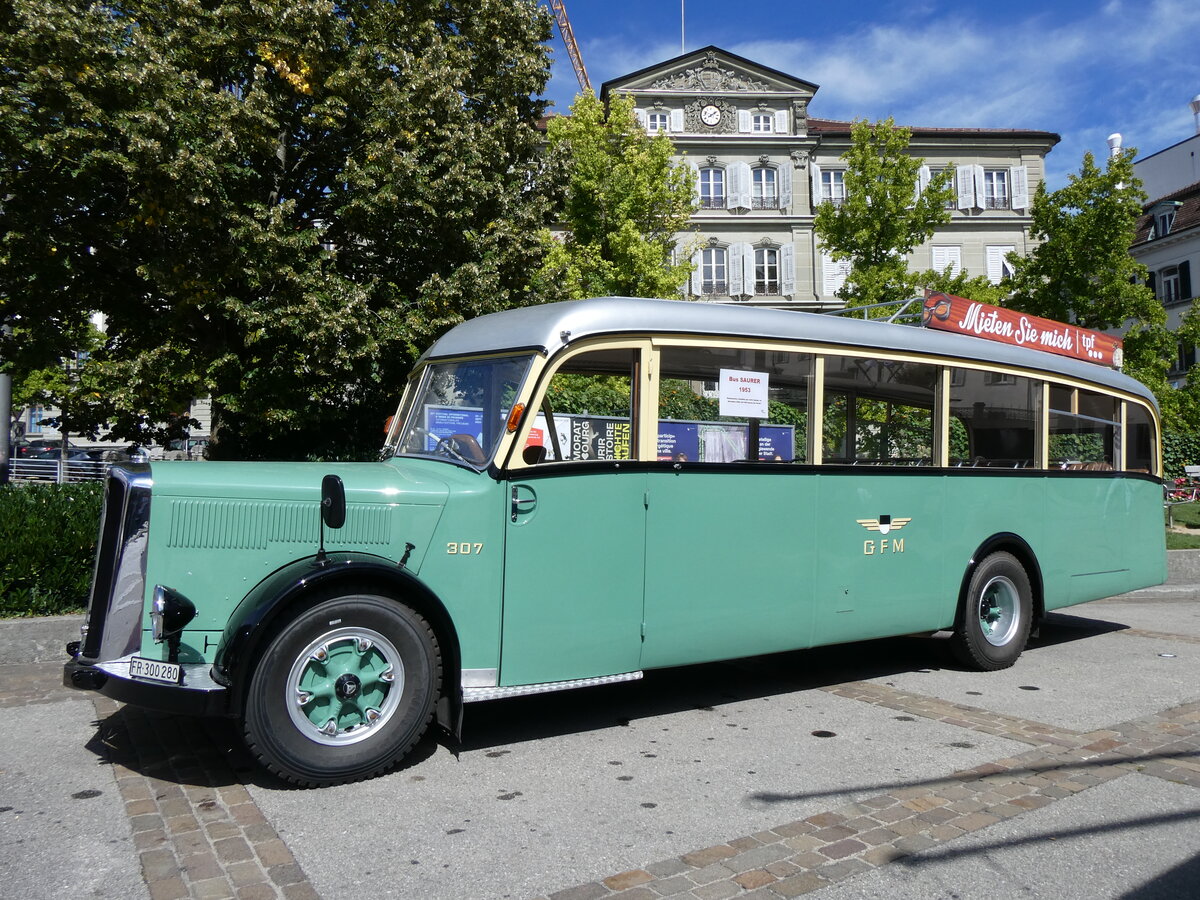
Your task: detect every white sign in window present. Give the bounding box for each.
[719,369,769,418]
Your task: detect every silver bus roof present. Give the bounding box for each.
[420,297,1157,408]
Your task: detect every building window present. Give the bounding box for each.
[1175,342,1197,375]
[1156,209,1175,238]
[931,168,956,208]
[755,248,779,295]
[1161,266,1181,304]
[700,167,726,209]
[751,113,773,133]
[27,405,45,435]
[821,170,845,206]
[983,169,1009,209]
[752,166,778,209]
[701,248,727,296]
[647,112,669,134]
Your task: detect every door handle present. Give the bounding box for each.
[511,485,537,522]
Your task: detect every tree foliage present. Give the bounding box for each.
[536,92,697,300]
[0,0,557,459]
[1005,148,1200,430]
[813,117,955,312]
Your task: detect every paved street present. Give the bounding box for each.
[1,584,1198,899]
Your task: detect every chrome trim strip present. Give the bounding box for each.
[95,654,226,693]
[462,667,499,688]
[462,670,643,703]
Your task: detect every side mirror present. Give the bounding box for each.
[321,474,346,529]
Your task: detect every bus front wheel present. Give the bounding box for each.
[242,592,441,787]
[951,552,1032,671]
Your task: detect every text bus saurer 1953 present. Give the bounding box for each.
[63,297,1166,786]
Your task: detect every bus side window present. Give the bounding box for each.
[528,348,636,462]
[823,356,938,466]
[948,368,1039,468]
[656,345,812,463]
[1125,402,1157,475]
[1049,386,1119,469]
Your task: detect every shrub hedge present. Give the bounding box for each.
[1163,430,1200,480]
[0,482,103,617]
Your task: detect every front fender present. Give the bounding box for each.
[213,552,462,733]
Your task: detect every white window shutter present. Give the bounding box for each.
[738,109,752,133]
[781,244,796,296]
[729,243,745,296]
[690,159,702,204]
[728,162,751,211]
[986,245,1016,284]
[778,164,792,211]
[932,245,962,276]
[956,167,973,209]
[690,248,703,295]
[915,165,930,205]
[822,250,849,296]
[634,108,647,130]
[972,165,986,210]
[669,109,684,133]
[774,109,788,134]
[1010,165,1029,210]
[743,244,757,297]
[810,162,822,208]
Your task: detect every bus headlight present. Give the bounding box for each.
[151,585,197,643]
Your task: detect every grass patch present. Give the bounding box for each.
[1167,531,1200,550]
[1168,500,1200,529]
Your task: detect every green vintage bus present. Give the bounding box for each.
[64,297,1166,785]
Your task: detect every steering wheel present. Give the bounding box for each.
[434,433,486,465]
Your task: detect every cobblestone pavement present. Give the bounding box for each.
[3,609,1198,900]
[534,684,1200,899]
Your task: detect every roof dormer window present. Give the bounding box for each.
[1148,200,1182,239]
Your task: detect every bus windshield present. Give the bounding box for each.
[390,355,535,467]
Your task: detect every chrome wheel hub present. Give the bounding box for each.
[285,626,404,746]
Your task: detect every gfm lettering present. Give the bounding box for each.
[863,538,905,555]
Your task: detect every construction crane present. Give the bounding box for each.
[547,0,591,94]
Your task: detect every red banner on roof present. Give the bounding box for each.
[921,291,1123,369]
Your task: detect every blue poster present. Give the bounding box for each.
[425,406,484,451]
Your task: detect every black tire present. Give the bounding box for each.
[950,551,1032,671]
[242,591,441,787]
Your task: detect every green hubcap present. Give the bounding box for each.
[977,575,1020,647]
[286,626,404,746]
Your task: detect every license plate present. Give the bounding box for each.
[128,656,181,684]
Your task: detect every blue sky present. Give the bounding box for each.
[542,0,1200,190]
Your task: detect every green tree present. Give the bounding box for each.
[536,92,697,300]
[813,118,955,312]
[1,0,556,460]
[1005,148,1200,429]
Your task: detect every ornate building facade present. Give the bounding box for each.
[600,46,1060,309]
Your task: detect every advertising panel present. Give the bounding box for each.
[922,291,1123,368]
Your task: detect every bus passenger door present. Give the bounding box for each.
[640,343,821,668]
[499,347,647,687]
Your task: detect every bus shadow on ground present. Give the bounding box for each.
[83,609,1129,787]
[455,608,1127,753]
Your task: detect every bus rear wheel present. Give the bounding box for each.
[951,551,1032,671]
[242,592,441,787]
